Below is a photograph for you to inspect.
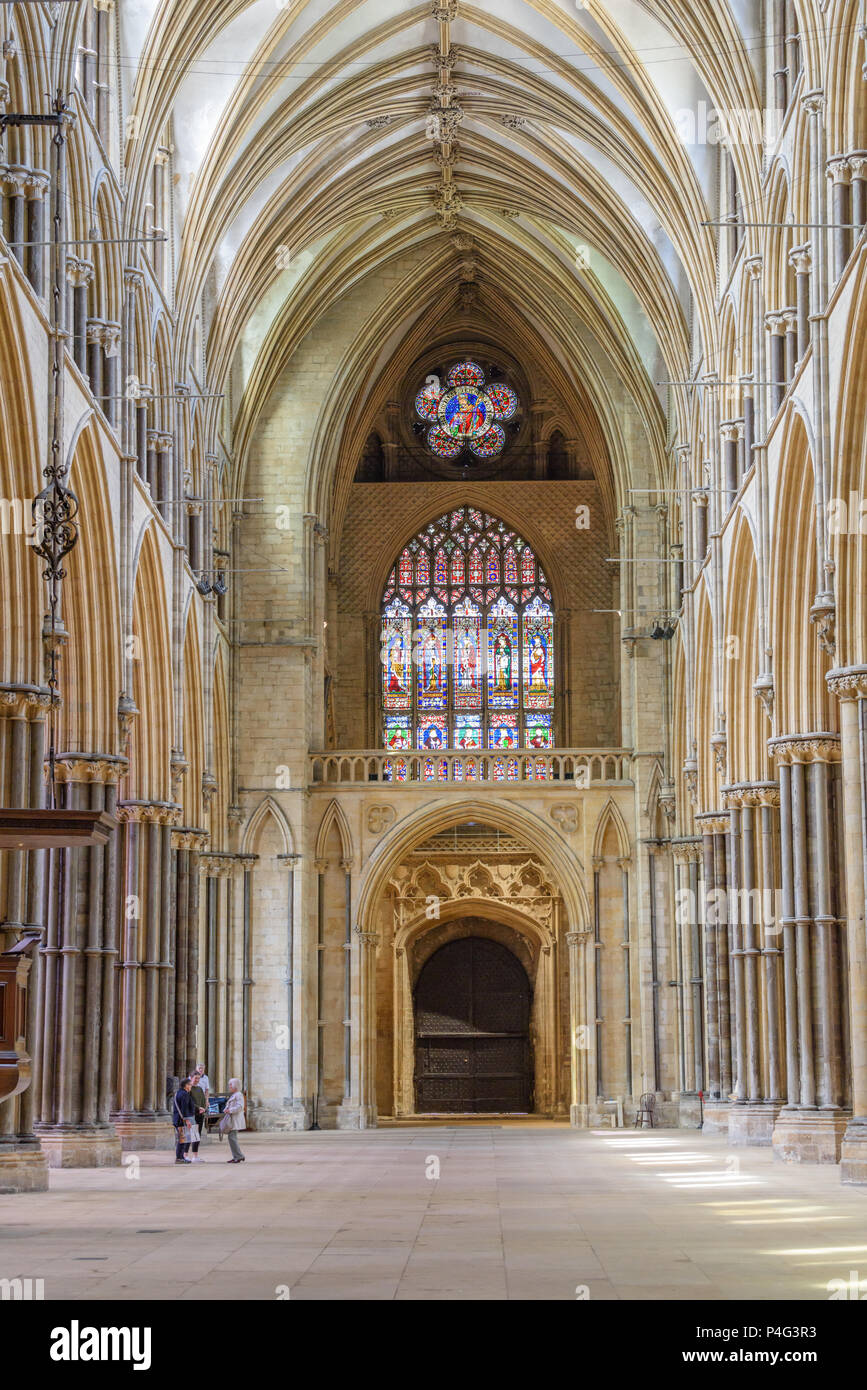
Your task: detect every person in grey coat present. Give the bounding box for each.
[220,1078,246,1163]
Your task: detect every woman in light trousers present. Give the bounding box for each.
[221,1078,246,1163]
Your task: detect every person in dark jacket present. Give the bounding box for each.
[172,1077,196,1164]
[188,1076,208,1161]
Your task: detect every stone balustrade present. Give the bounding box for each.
[309,748,632,787]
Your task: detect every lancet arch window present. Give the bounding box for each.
[381,508,554,774]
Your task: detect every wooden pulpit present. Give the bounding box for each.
[0,934,40,1102]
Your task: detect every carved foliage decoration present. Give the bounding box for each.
[388,857,557,932]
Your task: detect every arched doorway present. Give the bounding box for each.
[414,937,532,1114]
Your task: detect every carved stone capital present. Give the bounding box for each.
[722,781,780,809]
[200,852,239,878]
[768,732,842,765]
[0,686,53,719]
[50,753,128,786]
[117,800,182,826]
[720,419,744,443]
[670,837,703,864]
[827,665,867,701]
[24,170,50,201]
[171,826,209,851]
[65,257,94,289]
[788,243,812,274]
[826,154,852,184]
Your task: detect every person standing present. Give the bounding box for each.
[195,1063,210,1105]
[188,1073,208,1161]
[220,1078,246,1163]
[172,1076,196,1164]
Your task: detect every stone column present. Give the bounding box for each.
[187,501,203,573]
[153,433,174,520]
[772,0,787,109]
[770,734,848,1163]
[276,852,308,1129]
[338,921,378,1130]
[720,420,743,510]
[696,812,730,1130]
[566,929,591,1127]
[826,156,853,279]
[765,312,788,415]
[827,669,867,1182]
[784,0,800,86]
[724,784,784,1145]
[200,854,240,1092]
[618,856,633,1100]
[670,839,702,1126]
[24,170,49,297]
[66,258,93,374]
[112,801,181,1152]
[170,828,207,1079]
[135,399,149,483]
[1,164,27,263]
[693,490,708,561]
[788,245,812,360]
[33,755,126,1167]
[145,430,160,498]
[0,688,51,1192]
[102,322,121,429]
[86,318,106,406]
[758,786,783,1112]
[849,152,867,231]
[783,307,798,383]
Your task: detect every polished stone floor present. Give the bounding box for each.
[2,1124,866,1301]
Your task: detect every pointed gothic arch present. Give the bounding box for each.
[243,796,295,858]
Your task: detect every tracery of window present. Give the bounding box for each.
[381,508,554,756]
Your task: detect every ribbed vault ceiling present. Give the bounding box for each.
[120,0,766,501]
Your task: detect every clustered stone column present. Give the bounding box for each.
[171,828,207,1081]
[670,838,703,1125]
[112,801,182,1151]
[0,165,49,296]
[200,854,238,1095]
[722,783,784,1146]
[826,669,867,1182]
[34,754,126,1168]
[826,154,867,280]
[0,688,51,1192]
[769,735,849,1163]
[765,311,790,415]
[695,811,732,1130]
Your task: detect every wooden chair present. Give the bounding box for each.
[635,1093,655,1128]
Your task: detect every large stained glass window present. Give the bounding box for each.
[381,508,554,750]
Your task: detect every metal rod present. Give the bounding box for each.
[701,220,863,229]
[151,498,263,506]
[658,381,789,388]
[101,393,225,401]
[2,236,167,246]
